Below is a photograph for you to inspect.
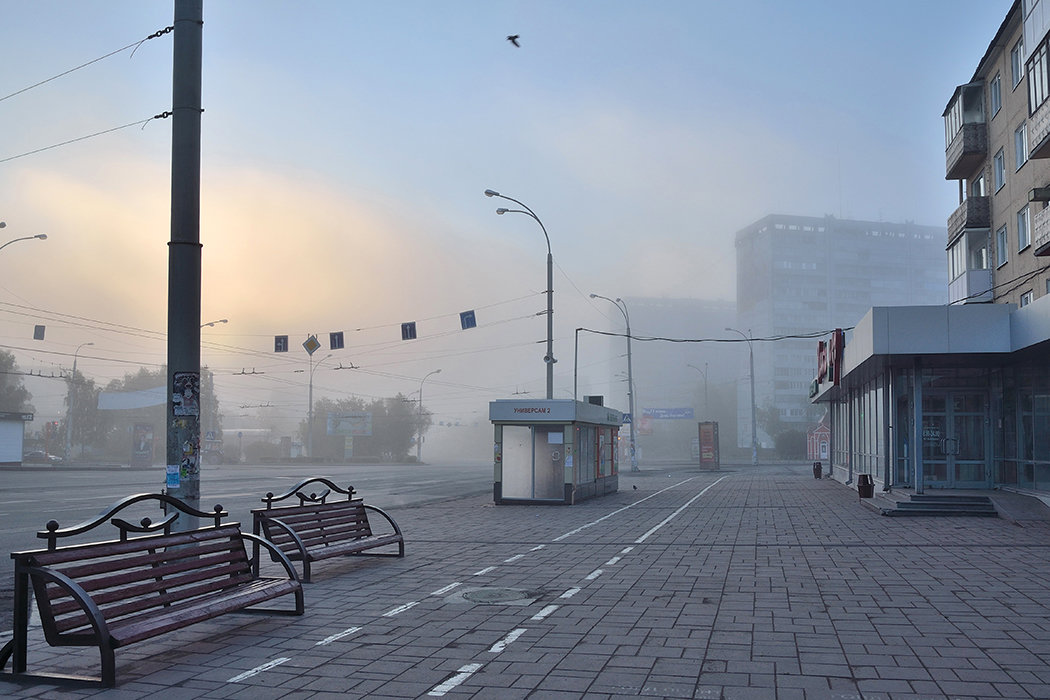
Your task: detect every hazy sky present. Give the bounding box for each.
[0,1,1014,431]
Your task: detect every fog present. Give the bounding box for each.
[0,1,1012,463]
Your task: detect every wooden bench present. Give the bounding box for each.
[0,493,304,688]
[252,477,404,583]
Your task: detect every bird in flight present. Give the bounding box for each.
[507,34,520,47]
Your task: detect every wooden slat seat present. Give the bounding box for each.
[0,494,304,688]
[252,478,404,582]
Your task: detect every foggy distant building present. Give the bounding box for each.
[734,214,947,449]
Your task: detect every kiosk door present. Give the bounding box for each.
[922,392,989,488]
[500,425,564,501]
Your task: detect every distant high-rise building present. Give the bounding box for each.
[734,214,947,448]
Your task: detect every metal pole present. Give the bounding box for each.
[166,0,203,528]
[416,369,441,463]
[65,342,93,460]
[726,327,758,466]
[308,353,314,459]
[620,300,638,471]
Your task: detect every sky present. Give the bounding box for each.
[0,0,1016,442]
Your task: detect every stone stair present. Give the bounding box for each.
[879,493,998,517]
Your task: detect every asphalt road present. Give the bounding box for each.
[0,459,493,633]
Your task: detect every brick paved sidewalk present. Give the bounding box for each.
[3,462,1050,698]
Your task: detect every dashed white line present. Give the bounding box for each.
[604,555,622,566]
[383,601,420,617]
[428,663,484,696]
[430,582,462,596]
[529,544,546,551]
[635,475,730,543]
[530,605,559,621]
[559,587,581,599]
[620,546,634,554]
[489,628,527,653]
[503,554,525,563]
[227,657,291,683]
[315,627,361,646]
[585,569,603,581]
[472,566,496,576]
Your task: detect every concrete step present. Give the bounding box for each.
[880,494,998,517]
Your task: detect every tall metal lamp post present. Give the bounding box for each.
[687,362,708,419]
[484,189,555,399]
[307,352,332,459]
[590,293,638,472]
[726,327,758,465]
[65,342,95,460]
[417,369,442,463]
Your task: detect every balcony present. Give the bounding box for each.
[948,269,993,304]
[1031,99,1050,159]
[1034,204,1050,256]
[947,196,990,240]
[945,122,987,180]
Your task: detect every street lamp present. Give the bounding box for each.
[307,352,332,459]
[485,189,555,400]
[590,293,638,472]
[417,369,442,463]
[65,342,95,460]
[726,327,757,466]
[687,362,709,420]
[201,319,228,328]
[0,232,47,253]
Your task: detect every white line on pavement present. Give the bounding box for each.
[428,663,484,696]
[472,566,496,576]
[604,555,622,566]
[585,569,603,581]
[552,477,698,542]
[620,546,634,554]
[635,475,730,543]
[559,587,581,599]
[530,605,558,621]
[430,582,462,596]
[227,657,291,683]
[489,628,527,653]
[383,601,420,617]
[503,554,525,563]
[315,627,361,646]
[529,544,546,551]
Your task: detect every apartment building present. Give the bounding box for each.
[810,0,1050,494]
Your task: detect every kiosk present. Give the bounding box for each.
[490,398,622,505]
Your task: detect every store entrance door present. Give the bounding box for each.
[921,392,989,488]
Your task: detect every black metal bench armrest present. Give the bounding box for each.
[240,531,302,583]
[361,504,404,538]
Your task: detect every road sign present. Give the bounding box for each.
[622,413,632,424]
[303,335,321,355]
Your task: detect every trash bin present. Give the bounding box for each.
[857,473,874,498]
[813,461,822,479]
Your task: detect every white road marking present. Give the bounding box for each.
[530,605,558,621]
[604,556,622,566]
[529,544,546,551]
[428,663,484,696]
[489,628,527,653]
[620,546,634,554]
[383,601,420,617]
[559,587,581,599]
[503,554,525,563]
[227,657,291,683]
[585,569,603,581]
[430,582,462,596]
[315,627,361,646]
[472,566,496,576]
[553,478,697,541]
[635,475,729,543]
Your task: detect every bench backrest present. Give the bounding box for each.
[256,500,372,555]
[20,524,253,641]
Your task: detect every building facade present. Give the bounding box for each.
[812,0,1050,495]
[736,215,947,450]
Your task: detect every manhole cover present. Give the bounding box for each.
[460,588,533,604]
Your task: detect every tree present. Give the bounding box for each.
[0,349,32,412]
[62,369,104,457]
[301,393,424,462]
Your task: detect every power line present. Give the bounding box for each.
[0,112,171,164]
[0,26,173,104]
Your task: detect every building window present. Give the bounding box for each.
[1019,206,1031,250]
[971,174,986,197]
[992,72,1003,116]
[997,225,1009,267]
[995,148,1006,190]
[1021,290,1034,306]
[1030,43,1049,113]
[1017,122,1029,169]
[1013,37,1026,88]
